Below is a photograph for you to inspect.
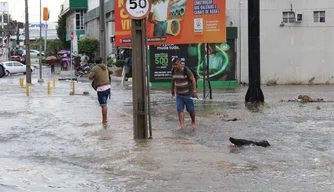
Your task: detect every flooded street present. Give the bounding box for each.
[0,69,333,191]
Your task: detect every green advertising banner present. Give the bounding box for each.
[149,41,236,83]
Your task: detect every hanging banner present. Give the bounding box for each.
[115,0,226,46]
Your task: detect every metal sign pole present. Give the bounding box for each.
[70,38,73,80]
[37,0,44,83]
[145,19,152,139]
[24,0,31,83]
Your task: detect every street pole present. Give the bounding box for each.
[1,12,3,44]
[44,20,47,53]
[245,0,264,103]
[125,0,150,139]
[131,19,148,140]
[145,20,152,139]
[70,38,73,79]
[37,0,44,83]
[16,23,19,45]
[25,0,31,83]
[99,0,106,61]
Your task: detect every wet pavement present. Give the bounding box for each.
[0,67,333,191]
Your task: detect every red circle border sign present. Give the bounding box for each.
[125,0,151,20]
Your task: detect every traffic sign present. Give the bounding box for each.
[70,32,74,41]
[125,0,150,19]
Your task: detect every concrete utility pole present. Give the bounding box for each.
[131,19,148,139]
[99,0,106,62]
[37,0,44,83]
[25,0,31,83]
[245,0,264,103]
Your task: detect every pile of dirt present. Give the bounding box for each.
[298,95,324,102]
[280,95,331,102]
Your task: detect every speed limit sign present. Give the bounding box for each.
[125,0,151,19]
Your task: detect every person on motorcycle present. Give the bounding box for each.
[80,57,88,67]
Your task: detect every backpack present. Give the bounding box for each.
[172,66,198,88]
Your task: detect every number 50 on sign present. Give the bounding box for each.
[125,0,151,19]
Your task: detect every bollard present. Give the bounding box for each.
[26,83,29,96]
[72,81,75,94]
[20,78,24,87]
[53,79,56,87]
[48,82,51,95]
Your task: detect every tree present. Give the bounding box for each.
[31,37,44,50]
[56,15,70,49]
[78,38,99,61]
[46,39,63,56]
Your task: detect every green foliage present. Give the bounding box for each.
[56,15,70,49]
[207,109,217,115]
[78,38,99,54]
[31,37,44,51]
[259,103,271,109]
[115,60,126,68]
[299,99,309,104]
[316,105,321,110]
[107,56,114,67]
[46,39,63,56]
[246,102,271,113]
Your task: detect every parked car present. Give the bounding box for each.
[0,61,34,75]
[10,55,26,64]
[22,49,44,57]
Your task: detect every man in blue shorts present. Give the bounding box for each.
[89,56,113,126]
[171,58,198,129]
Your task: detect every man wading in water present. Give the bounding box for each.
[171,58,198,129]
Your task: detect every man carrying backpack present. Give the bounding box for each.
[171,58,198,129]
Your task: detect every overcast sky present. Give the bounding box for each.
[0,0,62,23]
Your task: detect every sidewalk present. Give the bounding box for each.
[59,69,126,82]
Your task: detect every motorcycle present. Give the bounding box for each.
[74,63,94,77]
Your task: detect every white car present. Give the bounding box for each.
[22,49,45,57]
[0,61,35,75]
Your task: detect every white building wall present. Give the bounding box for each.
[86,0,115,57]
[260,0,334,84]
[226,0,249,83]
[88,0,99,11]
[228,0,334,84]
[106,21,115,56]
[85,19,100,40]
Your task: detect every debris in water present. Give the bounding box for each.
[229,137,270,147]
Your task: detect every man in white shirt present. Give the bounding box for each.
[148,0,181,36]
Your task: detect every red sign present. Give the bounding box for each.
[70,32,74,41]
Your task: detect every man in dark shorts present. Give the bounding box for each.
[171,58,198,129]
[88,56,113,126]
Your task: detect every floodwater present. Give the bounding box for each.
[1,70,334,191]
